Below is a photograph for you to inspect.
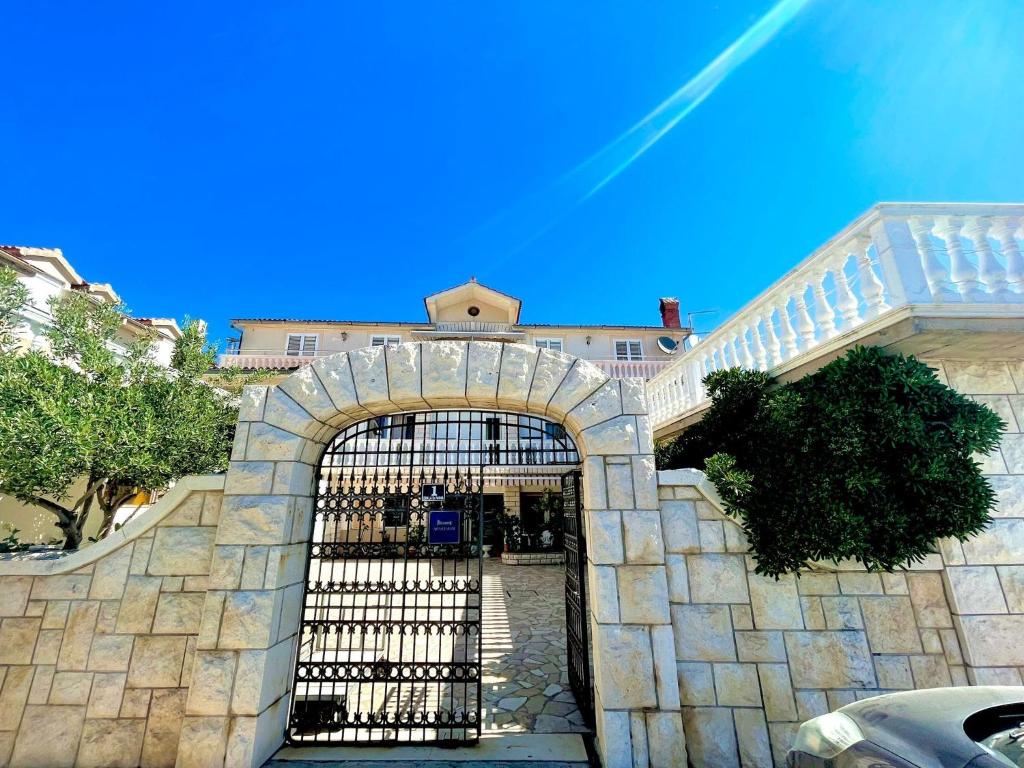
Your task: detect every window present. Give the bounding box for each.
[371,414,416,439]
[535,338,563,352]
[614,339,643,361]
[544,422,566,441]
[484,416,500,441]
[371,335,402,348]
[286,334,318,356]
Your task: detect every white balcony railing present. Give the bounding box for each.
[215,348,672,380]
[646,203,1024,432]
[416,321,523,337]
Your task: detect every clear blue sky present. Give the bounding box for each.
[3,1,1023,346]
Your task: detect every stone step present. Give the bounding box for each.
[263,733,593,766]
[265,761,589,767]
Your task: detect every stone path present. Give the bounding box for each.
[480,561,588,734]
[265,762,586,767]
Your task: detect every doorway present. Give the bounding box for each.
[286,409,591,747]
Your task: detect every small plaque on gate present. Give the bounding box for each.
[421,484,445,503]
[428,510,460,545]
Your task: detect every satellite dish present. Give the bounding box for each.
[657,336,679,354]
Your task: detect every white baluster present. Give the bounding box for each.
[777,298,799,359]
[728,334,742,369]
[794,289,816,349]
[763,308,782,367]
[812,270,838,339]
[855,236,890,318]
[993,218,1024,295]
[737,329,755,369]
[963,217,1008,299]
[749,318,769,370]
[933,217,981,300]
[906,216,955,302]
[832,253,860,327]
[724,335,736,369]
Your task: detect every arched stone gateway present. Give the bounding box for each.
[188,341,686,768]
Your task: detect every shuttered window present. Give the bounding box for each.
[534,338,563,352]
[371,335,402,348]
[614,339,643,361]
[286,334,318,356]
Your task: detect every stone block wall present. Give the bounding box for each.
[0,476,223,768]
[660,355,1024,767]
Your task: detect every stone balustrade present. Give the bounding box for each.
[648,203,1024,433]
[216,349,672,380]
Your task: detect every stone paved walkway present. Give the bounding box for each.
[481,561,588,734]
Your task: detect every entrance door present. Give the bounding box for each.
[561,470,594,728]
[288,410,581,747]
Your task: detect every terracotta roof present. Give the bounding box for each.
[229,317,686,331]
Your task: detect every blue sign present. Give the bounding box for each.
[428,510,461,545]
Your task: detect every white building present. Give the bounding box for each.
[216,278,691,381]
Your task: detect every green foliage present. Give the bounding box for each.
[0,524,30,554]
[0,273,237,549]
[0,267,29,351]
[657,346,1005,577]
[203,367,276,395]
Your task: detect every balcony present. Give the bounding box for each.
[646,203,1024,438]
[412,321,525,340]
[215,348,673,379]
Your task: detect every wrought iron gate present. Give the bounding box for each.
[562,469,594,728]
[288,410,580,746]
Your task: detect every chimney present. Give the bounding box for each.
[659,297,681,329]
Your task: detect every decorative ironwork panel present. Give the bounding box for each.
[562,469,594,728]
[288,409,581,746]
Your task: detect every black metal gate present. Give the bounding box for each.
[288,410,580,746]
[561,469,594,728]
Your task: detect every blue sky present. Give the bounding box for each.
[3,1,1023,345]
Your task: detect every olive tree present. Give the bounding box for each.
[656,346,1005,577]
[0,267,237,549]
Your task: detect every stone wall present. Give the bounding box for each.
[0,476,223,768]
[661,355,1024,767]
[207,342,684,768]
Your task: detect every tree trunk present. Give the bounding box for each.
[60,519,83,550]
[26,495,83,550]
[95,484,138,539]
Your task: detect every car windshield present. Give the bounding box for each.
[980,727,1024,768]
[966,705,1024,768]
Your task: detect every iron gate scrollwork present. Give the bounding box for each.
[288,409,581,746]
[561,469,594,729]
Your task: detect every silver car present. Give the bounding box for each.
[788,687,1024,767]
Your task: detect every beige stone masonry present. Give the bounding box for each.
[203,342,685,768]
[0,475,223,768]
[662,356,1024,767]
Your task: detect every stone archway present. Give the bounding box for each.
[181,341,684,768]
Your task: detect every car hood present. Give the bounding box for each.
[840,686,1024,767]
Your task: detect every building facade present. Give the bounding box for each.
[216,278,690,382]
[3,204,1024,767]
[215,279,690,548]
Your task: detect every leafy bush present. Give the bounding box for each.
[656,346,1004,577]
[0,267,239,549]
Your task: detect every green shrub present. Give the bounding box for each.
[656,346,1004,577]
